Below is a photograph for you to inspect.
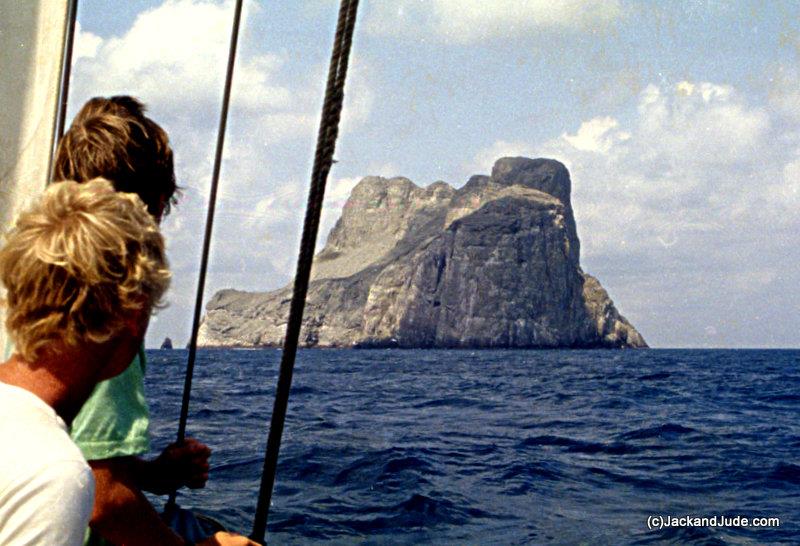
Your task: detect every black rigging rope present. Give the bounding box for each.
[167,0,244,510]
[251,0,360,541]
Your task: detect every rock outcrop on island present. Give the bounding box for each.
[198,157,647,349]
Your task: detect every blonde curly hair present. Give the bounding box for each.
[0,179,171,362]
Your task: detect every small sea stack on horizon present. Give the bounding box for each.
[198,157,646,350]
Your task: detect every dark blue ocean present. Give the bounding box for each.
[144,349,799,545]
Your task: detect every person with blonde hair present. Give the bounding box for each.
[0,179,170,545]
[0,180,258,546]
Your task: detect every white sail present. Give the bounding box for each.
[0,0,69,357]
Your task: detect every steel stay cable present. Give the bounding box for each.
[55,0,78,141]
[250,0,359,542]
[167,0,244,511]
[48,0,79,181]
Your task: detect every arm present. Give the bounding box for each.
[89,457,185,546]
[74,357,189,544]
[90,457,258,546]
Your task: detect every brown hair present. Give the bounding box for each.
[53,96,178,218]
[0,179,171,362]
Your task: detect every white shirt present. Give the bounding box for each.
[0,382,95,546]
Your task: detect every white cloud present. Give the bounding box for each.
[633,83,770,169]
[317,175,360,245]
[70,0,375,151]
[325,176,360,210]
[364,161,402,180]
[562,116,627,153]
[366,0,622,43]
[467,139,534,175]
[432,0,622,35]
[339,60,375,136]
[246,183,305,230]
[469,79,800,269]
[779,153,800,206]
[768,64,800,126]
[74,22,102,60]
[72,0,292,116]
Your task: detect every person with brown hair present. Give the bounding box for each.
[0,179,170,545]
[53,95,178,220]
[52,97,255,546]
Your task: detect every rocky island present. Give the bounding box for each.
[198,157,647,349]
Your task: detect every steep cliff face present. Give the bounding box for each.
[198,157,647,348]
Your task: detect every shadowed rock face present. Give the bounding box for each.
[198,157,647,349]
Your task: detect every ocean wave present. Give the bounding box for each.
[335,493,491,533]
[638,371,672,381]
[619,423,698,441]
[518,435,643,455]
[412,396,498,410]
[766,462,800,485]
[333,448,442,490]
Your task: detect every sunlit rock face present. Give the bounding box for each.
[198,157,647,349]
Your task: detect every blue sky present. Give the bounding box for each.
[70,0,800,348]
